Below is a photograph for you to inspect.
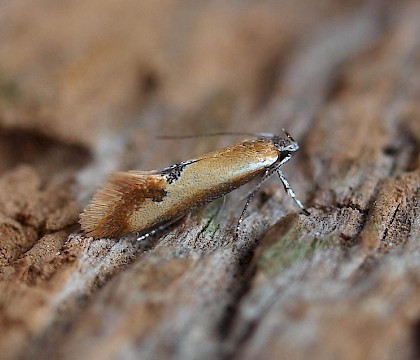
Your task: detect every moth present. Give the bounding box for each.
[79,130,308,239]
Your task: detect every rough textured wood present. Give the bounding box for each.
[0,1,419,360]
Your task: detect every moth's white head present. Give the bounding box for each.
[270,129,299,153]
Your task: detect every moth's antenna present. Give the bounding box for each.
[156,132,275,140]
[281,128,295,142]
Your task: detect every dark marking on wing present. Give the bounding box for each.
[160,160,198,184]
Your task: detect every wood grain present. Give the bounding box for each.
[0,1,419,359]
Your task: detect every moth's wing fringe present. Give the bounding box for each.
[79,171,163,238]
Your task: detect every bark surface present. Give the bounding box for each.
[0,1,419,359]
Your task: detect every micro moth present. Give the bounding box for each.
[79,130,308,239]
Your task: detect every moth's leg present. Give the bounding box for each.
[276,169,309,215]
[236,168,276,238]
[278,153,292,167]
[136,215,185,241]
[136,226,162,241]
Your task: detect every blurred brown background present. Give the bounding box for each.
[0,1,419,359]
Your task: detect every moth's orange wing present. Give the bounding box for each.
[79,171,167,238]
